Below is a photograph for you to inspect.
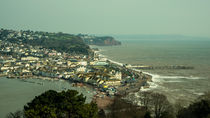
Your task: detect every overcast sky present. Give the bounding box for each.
[0,0,210,37]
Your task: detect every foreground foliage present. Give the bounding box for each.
[106,96,151,118]
[23,90,98,118]
[7,90,210,118]
[177,92,210,118]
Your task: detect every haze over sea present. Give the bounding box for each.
[92,35,210,105]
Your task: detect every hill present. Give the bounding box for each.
[0,29,90,55]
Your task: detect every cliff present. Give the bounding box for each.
[79,34,121,46]
[102,36,121,46]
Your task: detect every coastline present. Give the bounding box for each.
[94,49,154,94]
[3,76,99,97]
[87,48,154,109]
[93,48,204,105]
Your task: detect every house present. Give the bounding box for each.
[114,71,122,80]
[93,61,108,66]
[70,59,78,65]
[79,61,87,66]
[1,66,10,71]
[76,66,87,73]
[104,80,121,86]
[21,56,39,61]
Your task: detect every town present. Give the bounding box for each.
[0,29,152,98]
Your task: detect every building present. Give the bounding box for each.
[93,61,108,66]
[76,66,87,73]
[21,56,39,61]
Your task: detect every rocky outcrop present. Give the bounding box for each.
[79,34,121,46]
[103,37,121,46]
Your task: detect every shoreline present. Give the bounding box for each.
[94,49,201,92]
[0,76,97,100]
[94,50,154,91]
[92,47,206,106]
[88,49,155,109]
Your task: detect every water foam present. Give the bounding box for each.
[139,71,202,92]
[159,75,201,80]
[142,71,202,82]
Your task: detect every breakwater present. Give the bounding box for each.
[127,65,194,70]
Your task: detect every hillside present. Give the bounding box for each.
[0,29,90,55]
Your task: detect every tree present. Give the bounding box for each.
[177,92,210,118]
[24,90,98,118]
[174,98,185,117]
[149,93,174,118]
[177,100,210,118]
[198,92,210,102]
[7,110,23,118]
[98,109,106,118]
[107,96,150,118]
[139,91,152,110]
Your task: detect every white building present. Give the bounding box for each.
[104,80,121,86]
[21,56,39,61]
[76,66,87,72]
[79,61,87,66]
[115,71,122,80]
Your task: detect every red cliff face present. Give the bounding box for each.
[103,38,121,46]
[82,35,121,46]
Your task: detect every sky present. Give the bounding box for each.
[0,0,210,37]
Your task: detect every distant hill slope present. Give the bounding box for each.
[78,34,121,46]
[0,29,90,55]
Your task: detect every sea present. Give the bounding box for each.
[91,36,210,105]
[0,78,96,118]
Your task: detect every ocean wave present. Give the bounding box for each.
[139,71,203,92]
[141,71,202,82]
[140,81,161,91]
[150,75,202,84]
[166,80,183,83]
[183,89,205,96]
[160,75,201,80]
[184,76,202,80]
[193,92,204,96]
